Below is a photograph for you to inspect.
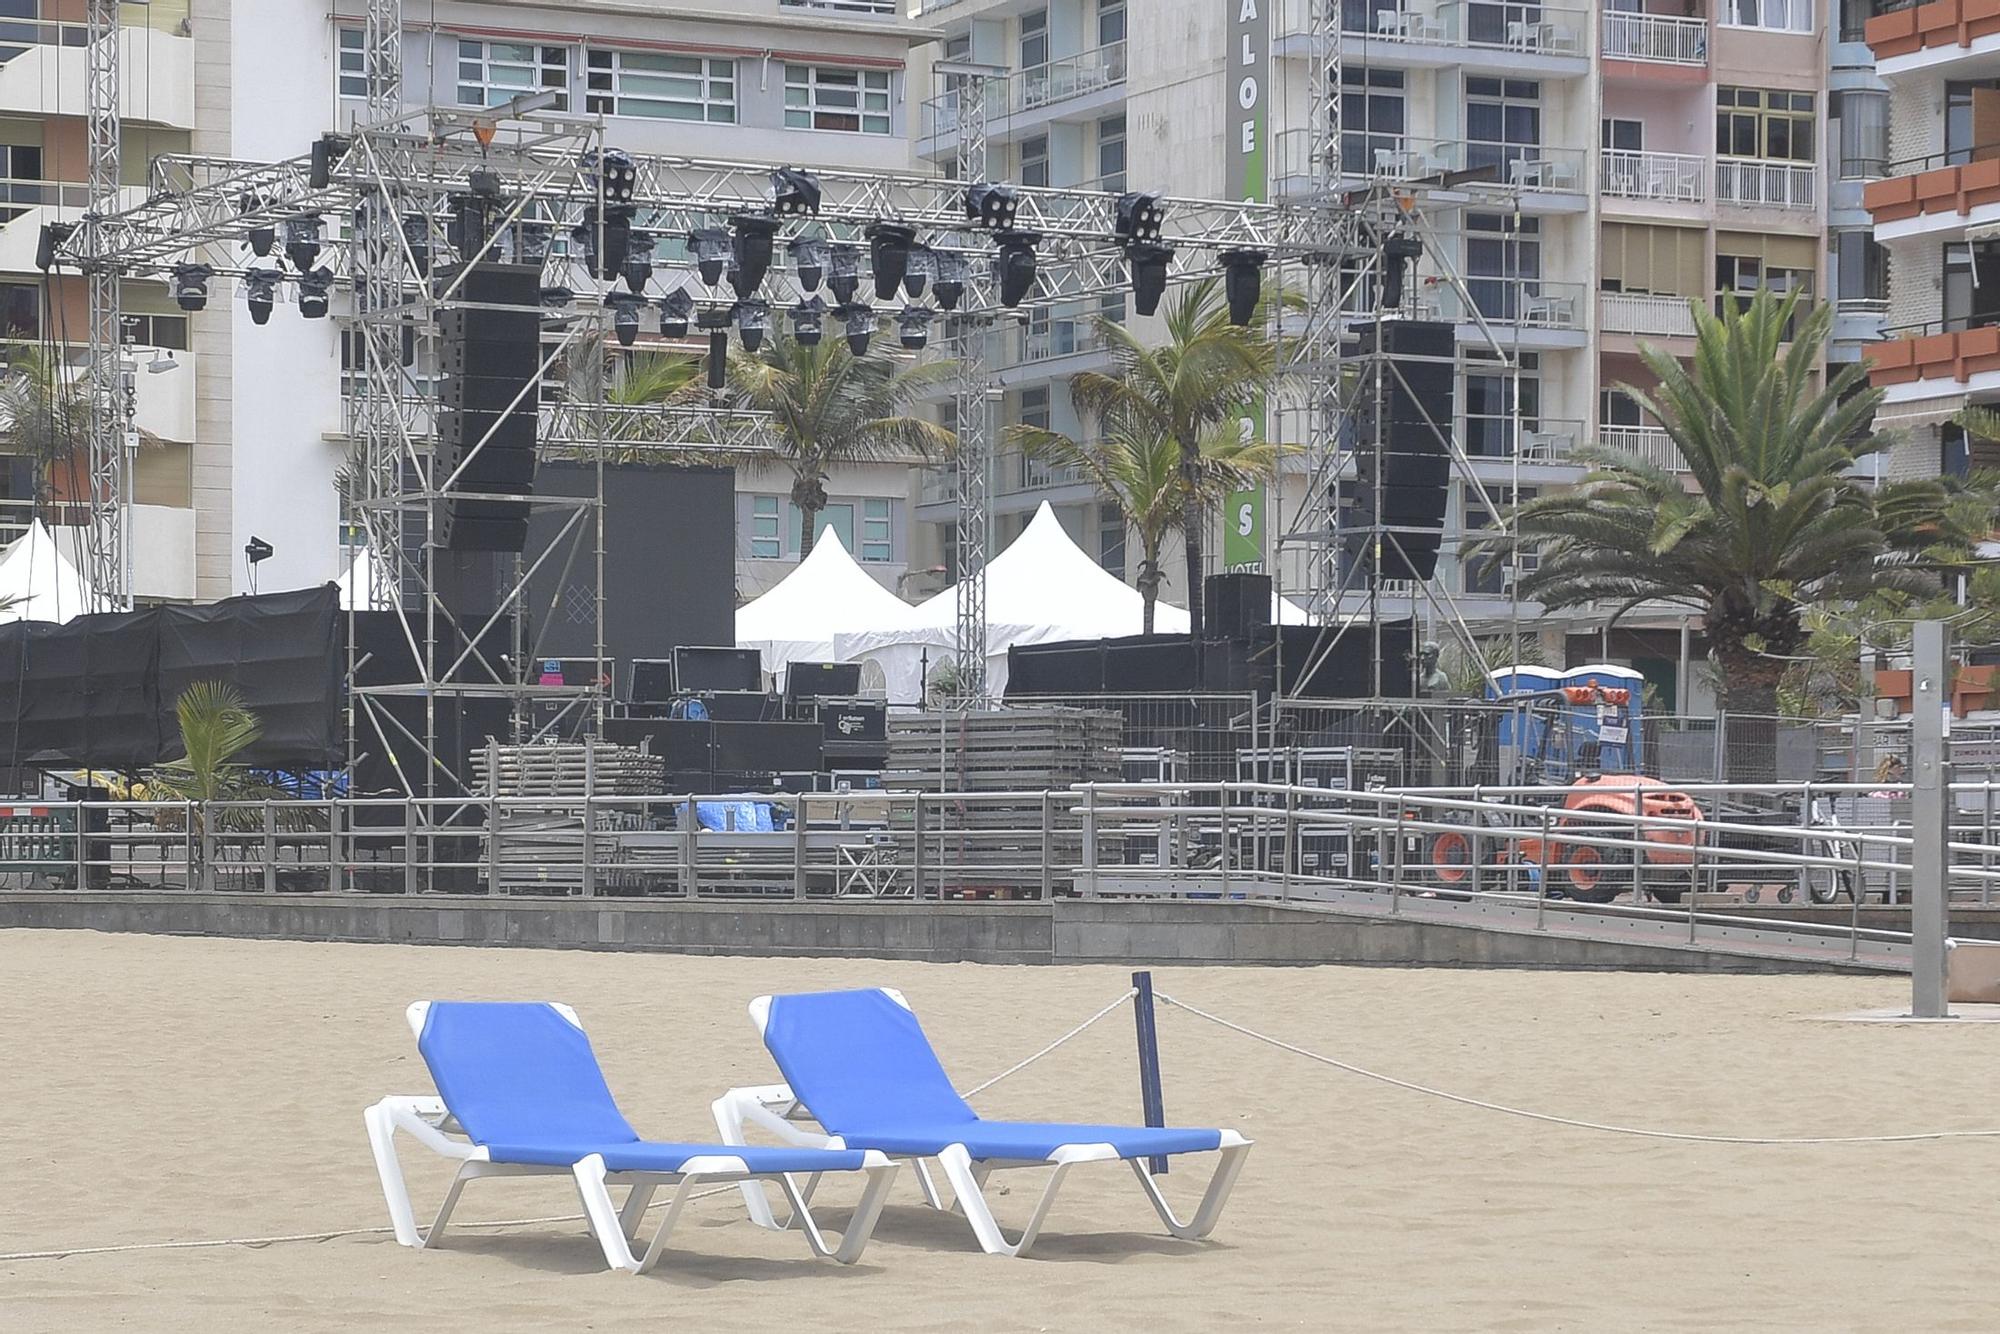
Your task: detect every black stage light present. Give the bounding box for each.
[297,267,334,319]
[730,213,781,296]
[964,182,1019,230]
[993,230,1041,309]
[34,220,72,271]
[540,285,576,310]
[245,269,281,325]
[771,167,822,218]
[623,228,656,294]
[577,206,631,281]
[688,226,730,285]
[609,293,645,347]
[402,215,432,276]
[792,294,827,347]
[516,220,554,265]
[896,304,934,350]
[310,133,352,190]
[933,249,967,311]
[866,221,917,300]
[1124,240,1174,317]
[1381,233,1425,309]
[791,236,827,293]
[583,147,637,206]
[707,329,729,390]
[247,225,276,258]
[284,213,323,271]
[1114,191,1167,243]
[659,287,695,337]
[1220,247,1267,326]
[903,246,931,299]
[735,298,770,353]
[172,263,214,312]
[836,303,874,356]
[827,243,860,304]
[468,166,504,200]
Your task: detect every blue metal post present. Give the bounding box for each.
[1131,969,1168,1175]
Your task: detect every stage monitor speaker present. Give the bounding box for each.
[784,661,863,708]
[1344,319,1454,582]
[675,645,763,693]
[438,263,541,553]
[1204,572,1272,641]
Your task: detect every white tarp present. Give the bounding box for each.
[736,529,919,686]
[835,502,1190,701]
[0,519,95,624]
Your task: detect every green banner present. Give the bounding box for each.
[1224,485,1264,571]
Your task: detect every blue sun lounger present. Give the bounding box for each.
[711,987,1252,1257]
[365,1001,899,1273]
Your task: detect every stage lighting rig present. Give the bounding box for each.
[699,301,733,389]
[1114,191,1167,243]
[297,267,334,319]
[730,213,781,297]
[517,220,554,265]
[606,292,648,347]
[896,305,934,350]
[770,167,822,218]
[688,227,730,286]
[735,298,771,352]
[836,303,875,356]
[583,147,637,207]
[284,214,323,271]
[401,215,433,276]
[933,249,967,311]
[866,221,917,300]
[576,206,632,282]
[659,287,695,337]
[623,229,656,294]
[540,285,576,310]
[791,236,827,293]
[1219,248,1267,326]
[244,268,281,325]
[827,243,860,304]
[309,133,351,190]
[1124,241,1174,317]
[964,182,1019,230]
[791,295,827,347]
[1381,233,1424,309]
[903,246,932,299]
[992,231,1041,309]
[171,263,214,312]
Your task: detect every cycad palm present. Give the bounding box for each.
[1064,277,1283,638]
[1511,288,1971,778]
[730,331,957,558]
[0,344,90,517]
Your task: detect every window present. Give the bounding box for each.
[1831,91,1886,179]
[1600,390,1646,427]
[944,33,971,62]
[1020,134,1049,188]
[861,498,893,563]
[1018,384,1051,431]
[808,504,855,554]
[121,314,188,351]
[750,495,782,559]
[1099,0,1126,48]
[1466,78,1542,179]
[1601,119,1642,152]
[0,141,40,182]
[1097,501,1125,579]
[1832,232,1887,307]
[1098,114,1127,192]
[337,26,366,98]
[1460,485,1537,595]
[0,139,41,222]
[1944,242,2000,332]
[1465,213,1540,320]
[1720,0,1813,34]
[0,282,36,341]
[458,40,569,111]
[1716,88,1816,162]
[1600,222,1705,298]
[1341,66,1406,173]
[1020,8,1048,69]
[588,50,735,122]
[784,65,891,134]
[1463,353,1540,459]
[1946,81,2000,166]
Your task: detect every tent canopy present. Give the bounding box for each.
[0,520,95,625]
[736,529,919,684]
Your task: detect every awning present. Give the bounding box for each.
[1874,393,1967,431]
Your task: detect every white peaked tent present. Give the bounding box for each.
[338,547,395,611]
[736,529,920,686]
[0,520,95,624]
[835,503,1190,700]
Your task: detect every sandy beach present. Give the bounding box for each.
[3,929,1997,1332]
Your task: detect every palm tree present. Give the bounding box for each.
[1057,278,1284,640]
[150,681,263,805]
[0,344,90,520]
[1006,420,1286,633]
[609,350,703,413]
[1507,288,1975,779]
[729,329,957,559]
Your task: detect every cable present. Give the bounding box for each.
[959,986,1134,1097]
[1156,990,2000,1147]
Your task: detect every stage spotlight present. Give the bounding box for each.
[401,215,432,276]
[244,269,280,325]
[1381,233,1424,309]
[468,166,504,201]
[933,249,967,311]
[836,303,874,356]
[896,304,934,350]
[705,328,729,391]
[247,225,276,258]
[791,236,827,293]
[866,221,917,300]
[659,287,695,337]
[687,226,730,286]
[608,293,645,347]
[540,285,576,310]
[792,295,827,347]
[623,228,656,294]
[1114,191,1167,243]
[34,220,72,272]
[583,147,637,206]
[284,213,323,271]
[1124,240,1174,317]
[903,246,932,299]
[310,133,352,190]
[171,263,214,313]
[730,213,780,297]
[735,298,770,353]
[964,182,1019,230]
[1219,247,1267,326]
[297,267,334,319]
[827,243,860,304]
[771,167,822,218]
[576,206,632,282]
[993,230,1041,309]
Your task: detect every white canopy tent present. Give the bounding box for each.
[736,529,921,687]
[835,503,1190,701]
[0,520,95,624]
[337,547,395,611]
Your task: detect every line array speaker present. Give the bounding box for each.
[436,263,543,552]
[1340,320,1454,581]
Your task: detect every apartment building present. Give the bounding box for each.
[0,0,198,600]
[1860,0,2000,479]
[909,1,1860,698]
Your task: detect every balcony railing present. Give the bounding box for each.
[1020,318,1111,364]
[1597,426,1684,471]
[1016,41,1126,113]
[1716,158,1818,209]
[1600,149,1706,204]
[1602,11,1709,64]
[1276,1,1586,57]
[1011,452,1086,494]
[1464,417,1585,463]
[0,20,89,59]
[778,0,897,14]
[1419,278,1587,330]
[1600,291,1700,339]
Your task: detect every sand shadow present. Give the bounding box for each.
[409,1225,887,1284]
[857,1203,1238,1264]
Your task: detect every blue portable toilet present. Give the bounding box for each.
[1562,663,1646,771]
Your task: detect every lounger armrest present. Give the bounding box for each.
[1047,1143,1121,1165]
[673,1153,754,1177]
[712,1084,840,1150]
[372,1094,484,1161]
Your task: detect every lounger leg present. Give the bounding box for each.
[634,1178,701,1274]
[364,1101,424,1248]
[936,1145,1071,1258]
[427,1164,475,1247]
[572,1155,643,1273]
[776,1161,900,1265]
[912,1159,946,1210]
[619,1182,658,1240]
[1128,1140,1252,1241]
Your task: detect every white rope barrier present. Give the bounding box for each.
[0,989,1140,1265]
[1156,990,2000,1147]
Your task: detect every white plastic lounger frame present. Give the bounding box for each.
[712,989,1252,1258]
[365,1001,899,1273]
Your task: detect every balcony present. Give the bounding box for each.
[920,42,1126,150]
[1864,154,2000,238]
[777,0,898,14]
[1718,0,1815,34]
[1274,0,1589,73]
[1868,322,2000,394]
[1716,158,1818,209]
[1600,291,1700,339]
[1008,451,1086,495]
[1600,149,1706,204]
[1417,278,1589,339]
[1463,417,1586,465]
[1273,130,1585,199]
[1597,425,1684,470]
[0,21,194,125]
[1602,12,1710,65]
[1866,0,2000,65]
[1020,317,1112,365]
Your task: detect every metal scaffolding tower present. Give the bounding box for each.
[80,0,127,610]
